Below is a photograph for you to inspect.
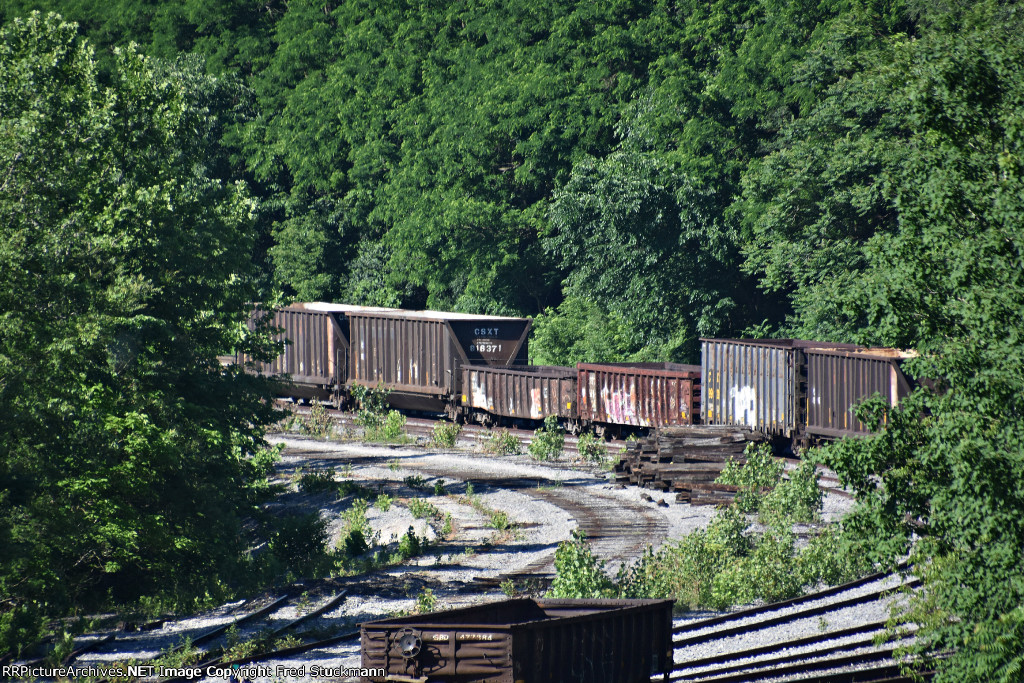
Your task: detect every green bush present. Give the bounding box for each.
[483,429,522,455]
[398,527,423,559]
[547,531,616,598]
[408,498,441,520]
[340,499,373,557]
[375,493,393,512]
[528,415,564,460]
[301,401,333,437]
[298,468,338,493]
[269,512,329,574]
[430,421,461,448]
[576,431,607,461]
[717,443,783,513]
[351,384,407,442]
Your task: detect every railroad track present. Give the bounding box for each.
[668,571,929,683]
[280,400,627,459]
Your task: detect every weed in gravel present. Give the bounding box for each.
[501,579,517,597]
[340,499,373,557]
[528,415,564,460]
[430,421,461,448]
[441,513,453,538]
[433,479,448,496]
[388,459,401,472]
[299,468,338,493]
[404,475,427,490]
[415,588,437,614]
[483,429,521,455]
[576,431,607,461]
[398,527,424,559]
[408,498,441,520]
[152,637,201,669]
[301,401,333,437]
[375,493,393,512]
[547,530,615,599]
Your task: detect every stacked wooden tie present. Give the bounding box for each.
[614,425,766,505]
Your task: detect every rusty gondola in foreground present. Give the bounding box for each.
[360,598,674,683]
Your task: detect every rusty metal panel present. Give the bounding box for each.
[462,365,577,420]
[805,348,915,438]
[360,598,673,683]
[576,363,701,428]
[235,304,348,399]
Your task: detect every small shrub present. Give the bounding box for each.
[440,513,453,537]
[398,527,423,559]
[717,443,783,513]
[415,588,437,613]
[501,579,517,597]
[528,415,564,460]
[433,480,448,496]
[430,421,461,448]
[340,499,373,556]
[375,493,393,512]
[547,530,615,598]
[576,431,607,461]
[270,512,329,573]
[388,459,401,472]
[301,401,333,437]
[486,510,512,531]
[404,474,427,490]
[352,384,407,442]
[408,498,441,520]
[483,429,521,455]
[298,468,338,493]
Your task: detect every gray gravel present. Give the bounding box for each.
[63,433,864,683]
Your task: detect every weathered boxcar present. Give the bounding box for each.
[701,339,860,437]
[804,347,915,439]
[701,338,912,441]
[460,365,577,425]
[576,363,701,432]
[360,598,673,683]
[347,309,531,412]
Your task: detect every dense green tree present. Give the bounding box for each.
[0,13,278,653]
[741,3,1024,679]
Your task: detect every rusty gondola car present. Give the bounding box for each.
[360,598,674,683]
[577,363,701,435]
[460,365,577,426]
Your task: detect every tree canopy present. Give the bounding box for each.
[1,1,1023,678]
[0,13,278,652]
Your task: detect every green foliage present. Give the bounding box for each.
[407,499,441,521]
[483,429,522,456]
[374,494,393,513]
[268,512,328,575]
[576,432,607,462]
[618,452,864,610]
[0,13,279,651]
[403,475,427,491]
[717,444,784,514]
[546,531,616,599]
[415,588,437,614]
[301,402,333,438]
[528,416,565,461]
[432,480,448,496]
[298,468,338,494]
[397,527,423,560]
[351,384,407,442]
[429,421,461,448]
[339,499,372,557]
